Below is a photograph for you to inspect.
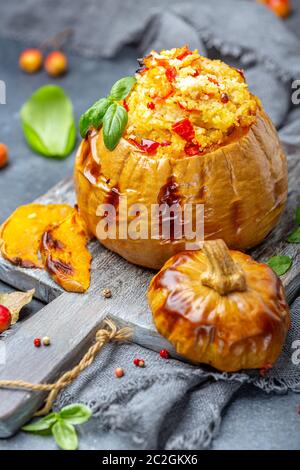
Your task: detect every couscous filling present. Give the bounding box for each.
[124,46,259,157]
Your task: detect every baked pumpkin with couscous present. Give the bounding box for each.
[74,46,287,269]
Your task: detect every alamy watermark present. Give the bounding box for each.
[291,80,300,105]
[291,340,300,366]
[95,198,204,247]
[0,341,6,365]
[0,80,6,104]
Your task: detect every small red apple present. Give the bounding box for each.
[0,143,9,169]
[19,48,43,74]
[0,305,12,333]
[267,0,290,18]
[44,51,68,77]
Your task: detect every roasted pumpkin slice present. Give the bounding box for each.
[0,204,73,268]
[41,209,92,293]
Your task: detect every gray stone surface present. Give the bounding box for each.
[0,36,300,450]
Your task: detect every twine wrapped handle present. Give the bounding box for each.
[0,319,131,416]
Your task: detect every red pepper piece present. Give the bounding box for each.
[184,142,200,156]
[140,139,160,154]
[147,101,155,110]
[259,363,272,377]
[192,70,200,77]
[236,68,245,80]
[156,58,169,67]
[136,66,148,75]
[165,67,177,82]
[172,118,195,141]
[128,138,160,155]
[176,48,192,60]
[160,140,171,147]
[127,138,143,150]
[123,100,129,112]
[208,76,219,85]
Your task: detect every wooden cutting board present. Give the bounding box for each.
[0,149,300,437]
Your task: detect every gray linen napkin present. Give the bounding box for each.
[0,0,300,451]
[0,295,299,450]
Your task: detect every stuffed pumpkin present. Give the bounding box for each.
[75,46,287,269]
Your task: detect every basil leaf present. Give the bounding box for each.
[267,255,292,276]
[22,413,58,433]
[52,420,78,451]
[296,207,300,226]
[103,103,128,151]
[60,404,92,425]
[287,227,300,243]
[79,98,111,138]
[20,85,76,159]
[109,76,136,101]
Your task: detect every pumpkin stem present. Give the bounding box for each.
[200,239,247,295]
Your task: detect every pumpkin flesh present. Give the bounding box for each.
[40,209,91,293]
[0,204,73,268]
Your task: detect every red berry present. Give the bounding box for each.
[19,48,43,74]
[221,93,229,104]
[0,305,12,333]
[267,0,290,18]
[259,363,272,377]
[160,349,170,359]
[34,338,41,348]
[133,358,145,367]
[44,51,68,77]
[0,143,9,169]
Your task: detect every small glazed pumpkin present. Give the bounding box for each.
[148,240,290,371]
[74,47,287,269]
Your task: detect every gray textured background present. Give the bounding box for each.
[0,0,300,449]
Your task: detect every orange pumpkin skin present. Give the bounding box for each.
[148,244,290,372]
[74,108,287,270]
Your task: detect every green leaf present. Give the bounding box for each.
[22,413,58,434]
[109,76,136,101]
[295,207,300,226]
[79,98,111,138]
[267,255,292,276]
[103,103,128,151]
[20,85,76,159]
[52,420,78,451]
[287,227,300,243]
[60,404,92,425]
